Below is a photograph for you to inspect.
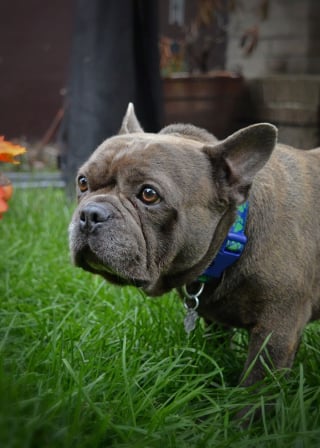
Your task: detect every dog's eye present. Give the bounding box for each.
[78,175,88,192]
[139,186,160,205]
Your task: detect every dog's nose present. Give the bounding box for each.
[79,203,111,233]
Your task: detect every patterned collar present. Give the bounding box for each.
[198,202,249,281]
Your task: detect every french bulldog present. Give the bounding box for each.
[69,103,320,395]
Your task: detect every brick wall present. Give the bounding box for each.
[226,0,320,148]
[226,0,320,78]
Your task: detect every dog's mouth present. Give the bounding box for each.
[75,249,149,289]
[86,259,118,276]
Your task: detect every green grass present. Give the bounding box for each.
[1,188,320,447]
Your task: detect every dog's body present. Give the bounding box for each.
[69,103,320,389]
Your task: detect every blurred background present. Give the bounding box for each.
[1,0,320,191]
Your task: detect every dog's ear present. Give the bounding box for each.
[204,123,277,205]
[119,103,144,134]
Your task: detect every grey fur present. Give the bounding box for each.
[69,103,320,402]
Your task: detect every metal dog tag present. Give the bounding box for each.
[184,308,199,334]
[182,283,204,335]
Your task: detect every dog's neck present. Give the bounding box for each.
[182,202,249,332]
[160,202,249,297]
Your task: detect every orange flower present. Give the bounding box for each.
[0,187,9,219]
[0,136,26,164]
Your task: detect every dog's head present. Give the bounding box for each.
[69,103,277,295]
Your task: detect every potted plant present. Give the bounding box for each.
[160,0,244,138]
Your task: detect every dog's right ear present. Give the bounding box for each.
[119,103,144,134]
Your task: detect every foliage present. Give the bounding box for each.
[1,189,320,447]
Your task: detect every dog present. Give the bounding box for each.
[69,102,320,396]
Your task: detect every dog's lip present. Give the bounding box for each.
[86,259,118,276]
[77,251,150,289]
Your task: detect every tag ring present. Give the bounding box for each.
[182,283,204,311]
[182,283,204,300]
[183,295,199,311]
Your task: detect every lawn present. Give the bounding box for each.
[1,188,320,447]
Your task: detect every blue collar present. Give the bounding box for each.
[198,202,249,281]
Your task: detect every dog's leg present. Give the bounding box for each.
[235,311,309,424]
[234,327,300,424]
[241,299,312,387]
[240,324,302,388]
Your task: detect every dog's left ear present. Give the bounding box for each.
[119,103,144,134]
[204,123,277,205]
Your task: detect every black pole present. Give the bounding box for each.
[60,0,163,197]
